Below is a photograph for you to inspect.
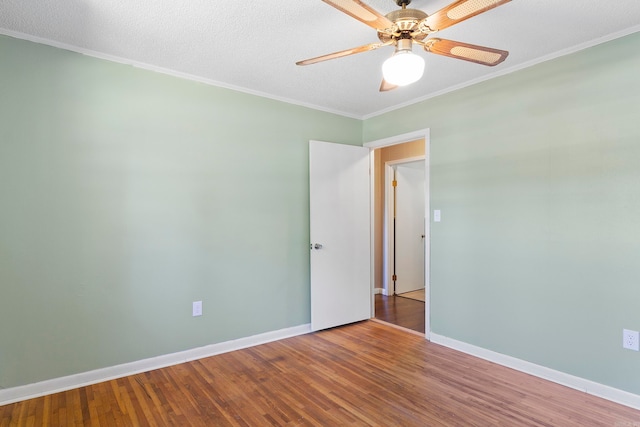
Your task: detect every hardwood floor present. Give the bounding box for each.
[375,293,425,333]
[2,321,640,426]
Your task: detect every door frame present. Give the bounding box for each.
[384,157,426,297]
[364,128,431,340]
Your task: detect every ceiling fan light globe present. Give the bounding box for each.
[382,51,425,86]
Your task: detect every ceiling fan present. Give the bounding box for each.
[296,0,511,91]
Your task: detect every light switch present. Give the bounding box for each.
[192,301,202,317]
[434,210,441,222]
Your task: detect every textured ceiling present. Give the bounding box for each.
[1,0,639,118]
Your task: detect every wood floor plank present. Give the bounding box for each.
[375,294,425,333]
[2,321,640,426]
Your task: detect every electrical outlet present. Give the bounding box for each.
[623,329,639,351]
[192,301,203,317]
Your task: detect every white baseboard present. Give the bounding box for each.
[430,333,640,411]
[0,323,311,406]
[6,326,637,412]
[374,287,383,295]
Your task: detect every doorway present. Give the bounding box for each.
[365,130,430,337]
[387,159,426,297]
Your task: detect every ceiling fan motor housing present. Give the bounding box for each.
[378,8,429,43]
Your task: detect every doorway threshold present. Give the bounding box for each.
[370,318,425,337]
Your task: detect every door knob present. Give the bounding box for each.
[314,243,323,250]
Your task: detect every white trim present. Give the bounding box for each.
[385,156,425,165]
[369,150,377,318]
[364,129,429,149]
[363,25,640,120]
[424,133,431,341]
[0,30,361,120]
[431,333,640,411]
[384,163,394,296]
[0,323,311,406]
[383,156,427,296]
[374,287,392,296]
[366,128,431,340]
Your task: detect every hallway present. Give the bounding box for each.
[374,294,425,333]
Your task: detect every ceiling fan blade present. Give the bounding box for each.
[379,79,398,92]
[424,0,511,32]
[322,0,394,30]
[424,38,508,66]
[296,41,392,66]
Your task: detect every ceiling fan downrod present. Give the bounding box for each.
[395,0,411,8]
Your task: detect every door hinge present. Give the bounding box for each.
[392,274,397,281]
[392,180,397,187]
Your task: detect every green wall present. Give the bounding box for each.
[2,28,640,399]
[365,32,640,395]
[0,35,361,388]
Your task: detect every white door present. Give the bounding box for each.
[309,140,371,331]
[395,162,425,294]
